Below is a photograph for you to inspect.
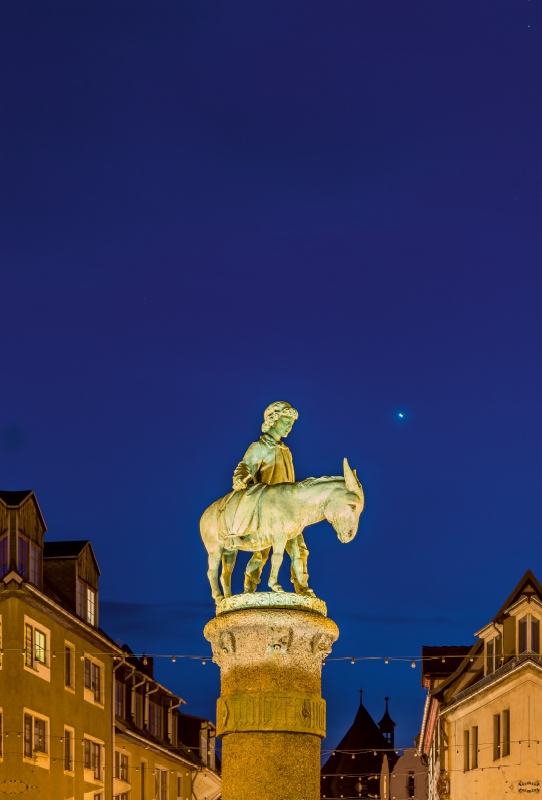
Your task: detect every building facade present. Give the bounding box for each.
[419,570,542,800]
[0,489,221,800]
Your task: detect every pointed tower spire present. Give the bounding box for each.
[378,696,396,750]
[359,688,363,706]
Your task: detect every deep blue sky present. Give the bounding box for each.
[2,0,542,750]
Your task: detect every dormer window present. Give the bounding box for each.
[0,535,8,578]
[17,534,41,587]
[486,634,502,674]
[77,579,97,626]
[518,614,539,654]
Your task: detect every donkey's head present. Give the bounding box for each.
[324,458,365,543]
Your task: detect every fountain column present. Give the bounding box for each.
[204,593,338,800]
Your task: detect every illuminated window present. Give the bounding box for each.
[24,622,48,669]
[0,536,8,578]
[87,588,95,625]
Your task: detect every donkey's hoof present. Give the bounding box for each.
[299,587,316,597]
[270,584,284,593]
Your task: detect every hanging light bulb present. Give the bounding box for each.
[411,659,416,668]
[351,657,355,665]
[441,656,445,663]
[202,658,206,666]
[143,655,148,666]
[172,656,176,663]
[385,656,389,665]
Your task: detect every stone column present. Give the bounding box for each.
[204,593,339,800]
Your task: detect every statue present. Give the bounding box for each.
[200,402,364,601]
[230,401,308,594]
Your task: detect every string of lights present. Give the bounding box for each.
[0,647,499,662]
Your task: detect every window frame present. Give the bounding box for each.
[63,726,75,774]
[502,709,510,757]
[17,534,29,579]
[471,726,478,769]
[463,729,470,771]
[155,766,168,800]
[84,735,105,783]
[22,708,50,769]
[23,616,51,681]
[115,681,125,718]
[0,535,8,579]
[64,641,75,691]
[83,654,105,706]
[493,713,501,760]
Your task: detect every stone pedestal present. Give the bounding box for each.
[204,593,339,800]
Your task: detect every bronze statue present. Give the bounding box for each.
[200,402,364,601]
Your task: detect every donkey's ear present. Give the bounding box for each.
[343,458,359,494]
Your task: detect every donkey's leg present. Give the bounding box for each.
[287,535,313,595]
[207,550,224,600]
[268,544,286,593]
[220,550,237,598]
[244,548,271,593]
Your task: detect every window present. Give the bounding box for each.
[23,712,48,758]
[114,794,129,800]
[493,714,501,760]
[406,771,415,798]
[65,643,75,689]
[155,768,167,800]
[17,535,28,579]
[64,728,74,772]
[471,726,478,769]
[77,580,85,618]
[532,618,540,653]
[0,536,8,578]
[84,658,102,703]
[87,588,96,625]
[77,580,98,626]
[115,751,129,782]
[519,617,528,653]
[34,630,46,664]
[199,725,208,764]
[148,702,162,737]
[24,622,48,670]
[84,739,102,780]
[115,682,124,717]
[503,709,510,756]
[141,760,147,800]
[134,692,143,728]
[29,543,40,586]
[486,639,494,673]
[463,729,470,771]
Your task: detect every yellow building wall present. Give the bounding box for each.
[114,731,196,800]
[0,592,114,800]
[445,664,542,799]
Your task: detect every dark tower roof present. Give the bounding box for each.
[321,691,398,799]
[378,697,396,734]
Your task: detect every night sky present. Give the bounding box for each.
[2,1,542,752]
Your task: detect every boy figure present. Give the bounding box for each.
[231,400,310,594]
